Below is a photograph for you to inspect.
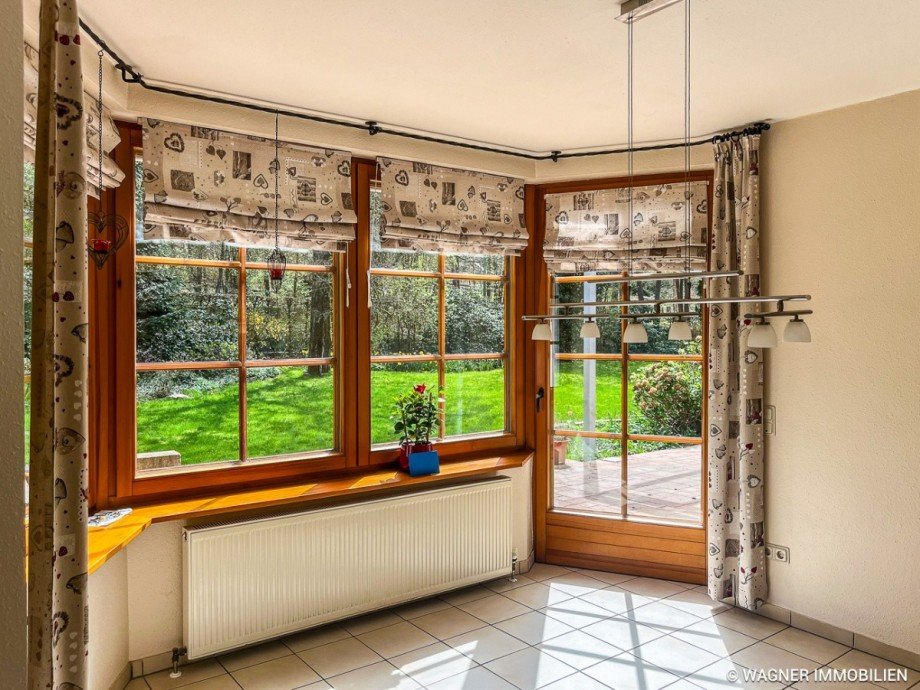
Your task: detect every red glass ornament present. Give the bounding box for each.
[91,238,112,253]
[267,248,286,291]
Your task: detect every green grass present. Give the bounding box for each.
[553,360,646,434]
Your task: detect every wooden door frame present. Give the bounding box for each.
[528,171,713,584]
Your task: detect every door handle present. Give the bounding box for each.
[536,387,545,413]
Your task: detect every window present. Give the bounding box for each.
[23,162,34,500]
[551,273,706,525]
[134,161,339,475]
[368,185,510,445]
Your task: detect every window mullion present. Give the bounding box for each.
[619,279,629,519]
[437,254,446,440]
[238,246,248,462]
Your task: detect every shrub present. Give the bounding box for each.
[632,360,702,438]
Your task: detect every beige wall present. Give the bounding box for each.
[89,551,130,689]
[0,0,26,684]
[761,89,920,654]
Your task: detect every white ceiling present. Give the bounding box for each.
[77,0,920,153]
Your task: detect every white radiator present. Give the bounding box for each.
[183,477,512,658]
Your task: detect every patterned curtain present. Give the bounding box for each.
[28,1,90,688]
[377,157,528,255]
[23,41,125,197]
[543,180,708,274]
[707,134,768,610]
[142,119,356,251]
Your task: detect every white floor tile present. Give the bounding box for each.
[145,659,226,690]
[686,657,788,690]
[618,577,689,599]
[281,624,351,653]
[537,630,622,670]
[621,600,704,633]
[495,610,576,646]
[712,608,788,640]
[486,574,537,594]
[440,585,494,605]
[504,582,575,609]
[540,671,616,690]
[542,572,609,597]
[445,625,529,664]
[541,597,613,629]
[340,610,403,636]
[582,651,682,690]
[231,654,321,690]
[526,563,574,581]
[764,627,851,665]
[390,642,477,686]
[631,635,722,677]
[580,586,657,614]
[571,569,637,587]
[357,620,438,658]
[296,637,382,678]
[172,677,240,690]
[485,646,578,689]
[672,618,761,657]
[581,615,666,651]
[325,660,421,690]
[411,607,487,640]
[729,641,821,674]
[219,640,292,672]
[827,650,920,690]
[298,682,332,690]
[457,593,531,624]
[393,597,452,620]
[661,589,732,619]
[426,665,518,690]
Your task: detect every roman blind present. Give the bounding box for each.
[377,157,528,256]
[23,42,125,196]
[142,119,356,251]
[543,180,708,274]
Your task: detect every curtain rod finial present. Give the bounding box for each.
[366,121,381,136]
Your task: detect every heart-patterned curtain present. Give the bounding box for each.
[543,180,708,274]
[707,134,768,610]
[23,40,125,197]
[377,157,528,256]
[28,1,91,687]
[142,119,356,251]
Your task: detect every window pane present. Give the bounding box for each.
[554,282,622,354]
[552,436,622,515]
[627,278,703,355]
[247,270,333,360]
[628,361,702,437]
[444,360,504,436]
[553,360,623,434]
[247,366,334,457]
[445,255,504,275]
[627,441,701,524]
[370,187,438,271]
[136,265,239,362]
[137,240,238,262]
[446,279,504,354]
[370,362,439,445]
[246,247,333,266]
[136,369,239,470]
[370,276,438,355]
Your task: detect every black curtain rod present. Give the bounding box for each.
[79,18,770,162]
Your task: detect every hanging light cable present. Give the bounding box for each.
[268,111,286,290]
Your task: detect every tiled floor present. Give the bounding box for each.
[129,565,919,690]
[553,446,702,523]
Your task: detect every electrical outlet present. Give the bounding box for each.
[764,405,776,435]
[766,543,790,563]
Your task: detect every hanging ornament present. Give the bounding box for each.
[88,48,128,269]
[268,111,286,291]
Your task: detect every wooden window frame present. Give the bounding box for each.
[90,132,527,509]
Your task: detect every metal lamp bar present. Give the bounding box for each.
[524,294,812,321]
[553,269,741,285]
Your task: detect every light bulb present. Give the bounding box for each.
[532,321,553,341]
[668,318,692,341]
[623,320,648,344]
[748,321,777,348]
[784,317,811,343]
[580,319,601,339]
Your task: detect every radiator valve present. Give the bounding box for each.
[169,646,187,679]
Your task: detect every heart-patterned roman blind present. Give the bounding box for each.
[23,41,125,197]
[543,180,709,274]
[377,157,528,256]
[142,119,356,251]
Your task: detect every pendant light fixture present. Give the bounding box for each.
[784,315,812,343]
[624,318,649,344]
[748,317,778,348]
[267,111,286,291]
[668,317,692,340]
[87,48,128,269]
[532,319,553,341]
[580,318,601,339]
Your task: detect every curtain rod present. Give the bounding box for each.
[79,18,770,162]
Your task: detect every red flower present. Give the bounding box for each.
[413,384,426,394]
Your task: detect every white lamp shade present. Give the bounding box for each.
[580,320,601,339]
[668,319,692,341]
[532,322,553,341]
[623,321,648,344]
[784,318,811,343]
[748,322,777,348]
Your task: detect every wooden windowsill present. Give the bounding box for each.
[88,450,533,574]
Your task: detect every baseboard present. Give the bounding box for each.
[107,662,131,690]
[516,549,536,575]
[754,602,919,671]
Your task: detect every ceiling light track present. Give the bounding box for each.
[78,17,769,162]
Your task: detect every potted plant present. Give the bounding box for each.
[393,383,444,471]
[552,436,570,466]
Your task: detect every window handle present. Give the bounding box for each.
[536,387,545,413]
